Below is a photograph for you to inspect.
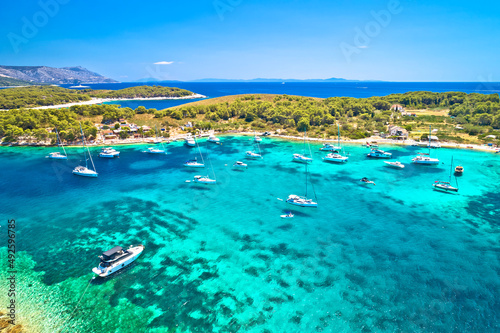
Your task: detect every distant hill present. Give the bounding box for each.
[0,65,118,85]
[0,75,37,87]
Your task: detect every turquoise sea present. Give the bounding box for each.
[1,137,499,332]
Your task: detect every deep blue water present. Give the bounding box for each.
[1,137,499,332]
[57,81,500,110]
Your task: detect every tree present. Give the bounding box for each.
[119,131,129,139]
[296,117,310,132]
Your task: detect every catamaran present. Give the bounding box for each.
[184,136,205,168]
[433,157,459,192]
[73,123,98,177]
[323,124,348,163]
[413,126,439,165]
[47,127,67,160]
[286,157,318,208]
[293,131,313,163]
[92,244,144,277]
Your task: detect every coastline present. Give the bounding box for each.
[2,131,499,153]
[26,93,207,110]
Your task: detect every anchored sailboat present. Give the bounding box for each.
[286,158,318,208]
[433,156,458,192]
[323,124,348,163]
[412,125,439,165]
[192,141,216,184]
[246,133,263,159]
[47,127,67,160]
[184,136,205,168]
[293,130,313,163]
[73,123,98,177]
[144,125,166,154]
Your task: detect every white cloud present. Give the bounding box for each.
[154,61,174,65]
[357,46,369,49]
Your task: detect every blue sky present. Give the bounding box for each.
[0,0,499,82]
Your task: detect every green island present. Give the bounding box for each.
[0,85,195,109]
[0,87,499,146]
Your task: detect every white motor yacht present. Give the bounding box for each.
[367,149,392,159]
[286,194,318,208]
[320,143,340,152]
[208,135,220,143]
[92,245,144,277]
[99,147,120,158]
[47,152,68,160]
[144,147,166,154]
[185,135,196,147]
[384,161,405,169]
[254,135,262,143]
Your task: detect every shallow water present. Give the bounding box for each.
[0,137,499,332]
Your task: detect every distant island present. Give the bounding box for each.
[0,85,198,110]
[136,77,382,83]
[0,65,117,85]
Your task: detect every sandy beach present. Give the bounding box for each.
[29,93,207,110]
[4,131,500,154]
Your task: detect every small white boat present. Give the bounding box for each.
[360,177,376,185]
[323,153,348,163]
[367,149,392,159]
[144,147,166,154]
[280,212,294,219]
[412,153,439,165]
[72,166,98,177]
[47,152,67,160]
[366,142,379,148]
[185,135,196,147]
[384,161,405,169]
[99,147,120,158]
[232,161,248,169]
[92,245,144,277]
[286,194,318,208]
[193,175,217,185]
[184,158,205,168]
[254,135,262,143]
[208,135,220,143]
[293,153,313,163]
[320,143,340,152]
[246,151,262,159]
